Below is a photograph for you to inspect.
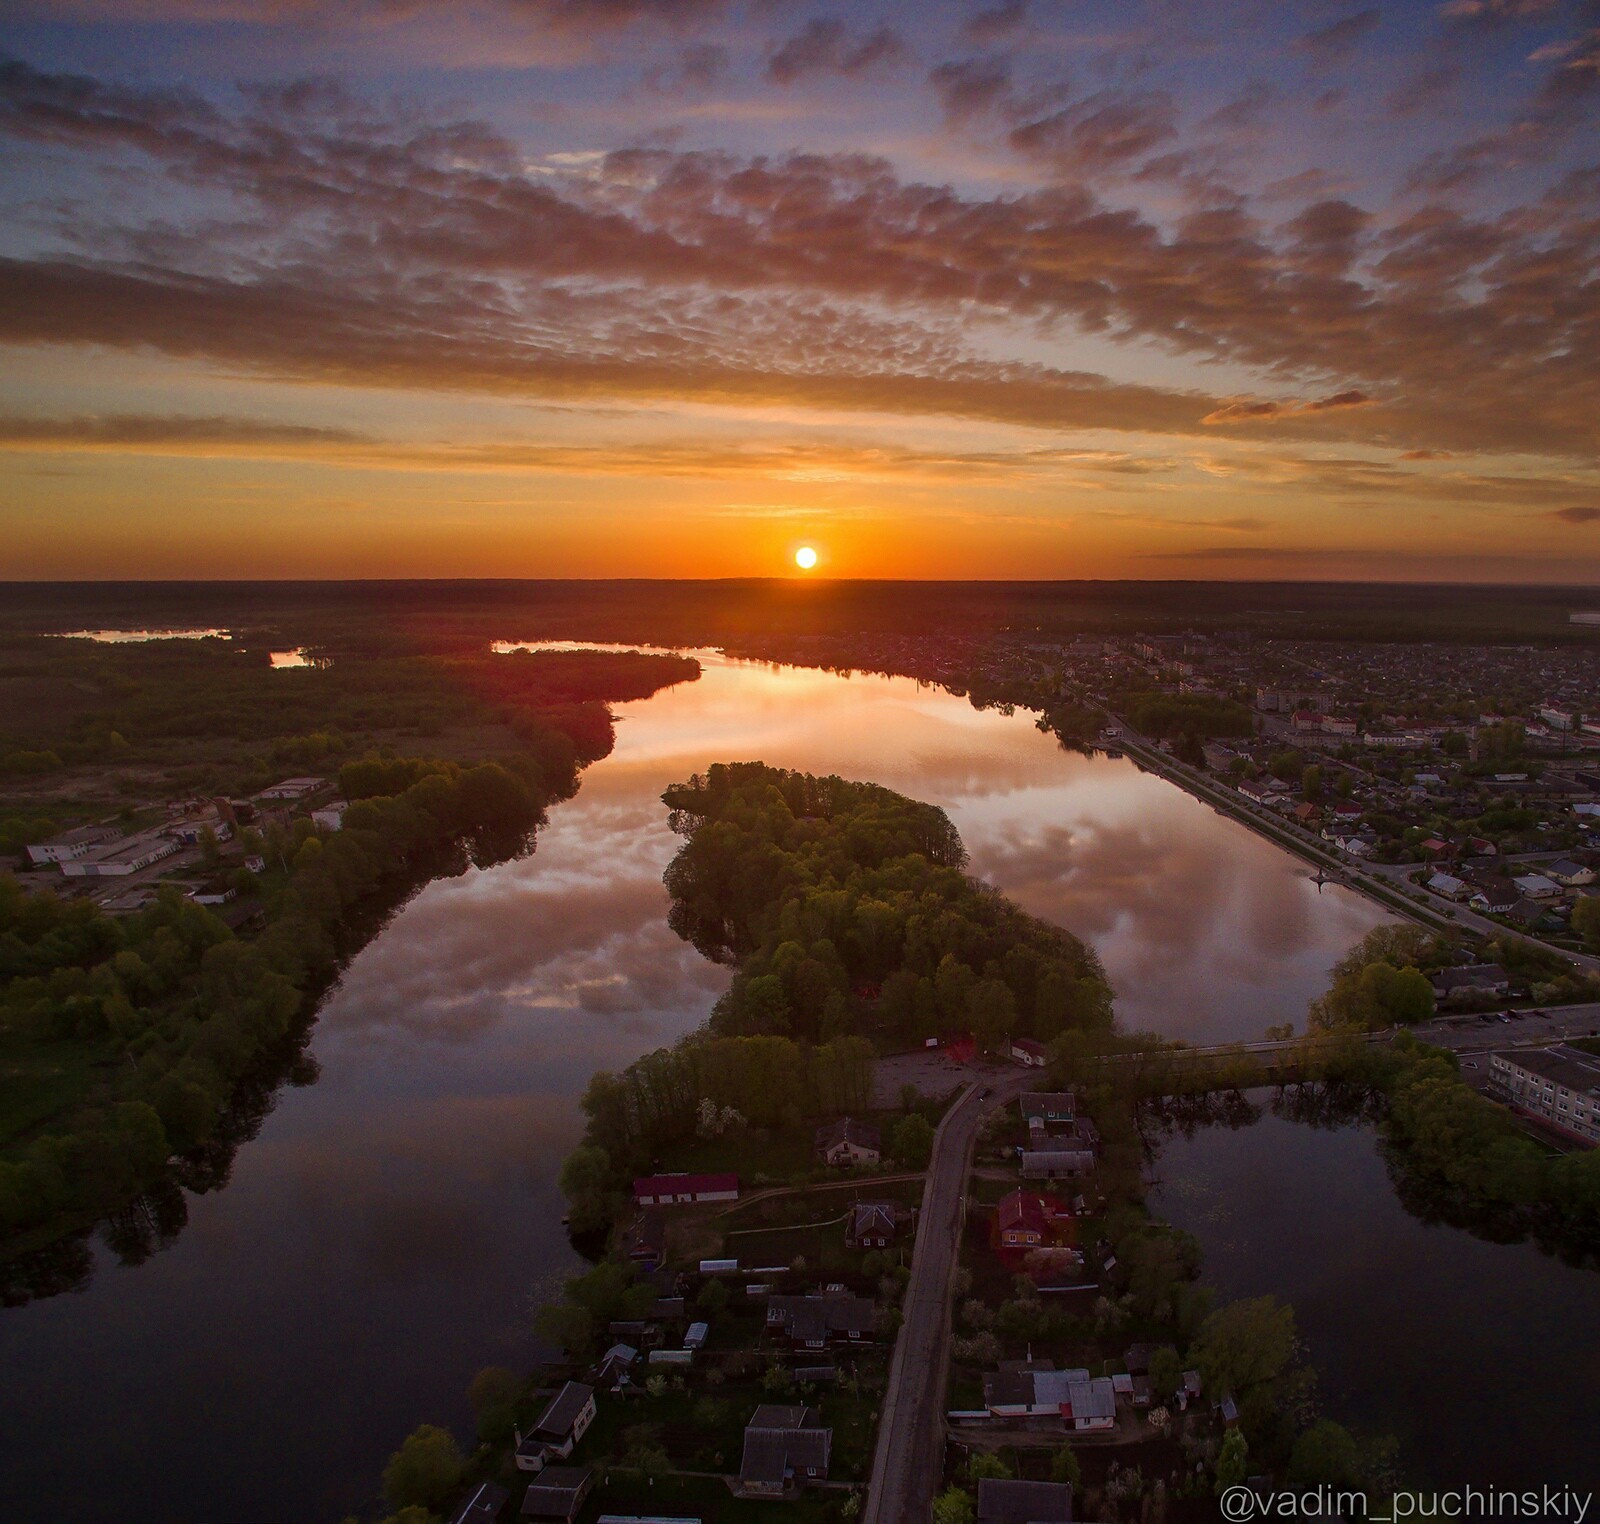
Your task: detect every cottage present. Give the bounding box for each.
[1019,1092,1077,1132]
[1426,872,1467,899]
[1065,1375,1117,1432]
[1009,1036,1048,1068]
[595,1344,637,1390]
[632,1172,739,1206]
[450,1482,509,1524]
[1547,858,1596,887]
[845,1201,897,1250]
[1021,1147,1095,1180]
[765,1293,875,1348]
[990,1188,1072,1252]
[1428,963,1511,1003]
[982,1364,1088,1419]
[312,801,348,831]
[514,1382,596,1473]
[1512,873,1561,900]
[814,1117,881,1167]
[976,1479,1074,1524]
[737,1405,832,1497]
[519,1466,593,1522]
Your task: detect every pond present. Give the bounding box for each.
[1149,1101,1600,1494]
[0,650,1393,1523]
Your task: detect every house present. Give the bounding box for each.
[845,1201,897,1250]
[1065,1375,1117,1432]
[1512,873,1561,900]
[595,1344,637,1390]
[765,1293,875,1348]
[1009,1036,1048,1068]
[737,1405,832,1497]
[1426,872,1467,899]
[983,1364,1087,1418]
[257,776,324,801]
[1420,838,1453,859]
[814,1117,881,1167]
[311,801,348,831]
[514,1382,596,1473]
[1292,802,1320,826]
[519,1466,593,1522]
[25,824,120,865]
[632,1172,739,1206]
[977,1479,1074,1523]
[450,1481,509,1524]
[1019,1092,1077,1132]
[1428,964,1511,1004]
[1487,1046,1600,1146]
[990,1188,1072,1252]
[1547,857,1597,887]
[1021,1148,1095,1180]
[683,1321,709,1351]
[1464,875,1518,914]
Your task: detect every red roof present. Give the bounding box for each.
[994,1188,1071,1237]
[633,1172,739,1198]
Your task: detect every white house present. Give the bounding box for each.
[515,1381,596,1473]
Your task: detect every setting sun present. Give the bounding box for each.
[794,546,818,570]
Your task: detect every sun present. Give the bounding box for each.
[794,545,818,570]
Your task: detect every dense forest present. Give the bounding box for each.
[0,645,701,1279]
[661,761,1113,1047]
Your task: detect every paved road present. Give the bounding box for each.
[1110,726,1600,976]
[862,1071,1029,1524]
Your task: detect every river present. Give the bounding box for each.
[0,649,1462,1522]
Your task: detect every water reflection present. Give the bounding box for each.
[0,650,1394,1524]
[1150,1105,1600,1492]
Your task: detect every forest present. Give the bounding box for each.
[661,761,1114,1048]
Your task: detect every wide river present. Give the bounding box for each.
[1,649,1576,1521]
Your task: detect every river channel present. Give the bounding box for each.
[0,649,1458,1522]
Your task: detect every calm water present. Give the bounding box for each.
[0,652,1394,1522]
[1151,1107,1600,1493]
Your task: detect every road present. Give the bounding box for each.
[1109,725,1600,976]
[861,1071,1030,1524]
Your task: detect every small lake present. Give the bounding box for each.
[1150,1104,1600,1494]
[1,651,1398,1522]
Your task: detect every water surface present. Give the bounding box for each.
[0,651,1391,1522]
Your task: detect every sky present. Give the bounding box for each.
[0,0,1597,582]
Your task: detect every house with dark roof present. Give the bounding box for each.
[1429,963,1511,1003]
[449,1480,509,1524]
[814,1117,881,1167]
[977,1477,1074,1523]
[1019,1092,1077,1130]
[514,1382,596,1473]
[765,1293,876,1348]
[845,1201,897,1249]
[519,1465,593,1521]
[1009,1036,1048,1068]
[737,1405,832,1497]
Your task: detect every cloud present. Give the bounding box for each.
[960,1,1027,46]
[1295,9,1382,62]
[1,57,1598,462]
[1549,505,1600,524]
[929,55,1012,120]
[1202,390,1373,425]
[766,20,907,85]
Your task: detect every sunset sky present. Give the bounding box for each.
[1,0,1597,581]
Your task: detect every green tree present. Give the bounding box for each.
[1051,1445,1082,1487]
[1190,1297,1297,1397]
[467,1366,520,1445]
[697,1277,731,1314]
[558,1143,614,1235]
[1148,1345,1184,1400]
[932,1487,976,1524]
[1301,765,1323,801]
[892,1112,935,1169]
[381,1424,464,1513]
[1573,894,1600,952]
[1288,1420,1363,1488]
[968,1451,1013,1482]
[1216,1429,1250,1493]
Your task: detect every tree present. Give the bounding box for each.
[1574,894,1600,952]
[381,1424,464,1513]
[697,1277,730,1314]
[1301,765,1323,801]
[932,1486,976,1524]
[892,1112,935,1169]
[558,1143,614,1235]
[968,1451,1013,1482]
[1190,1296,1297,1397]
[1216,1429,1250,1493]
[1288,1420,1363,1488]
[1051,1445,1082,1487]
[468,1366,520,1444]
[1148,1345,1184,1400]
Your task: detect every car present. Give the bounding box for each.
[1500,1014,1512,1023]
[1463,1060,1478,1069]
[978,1087,992,1099]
